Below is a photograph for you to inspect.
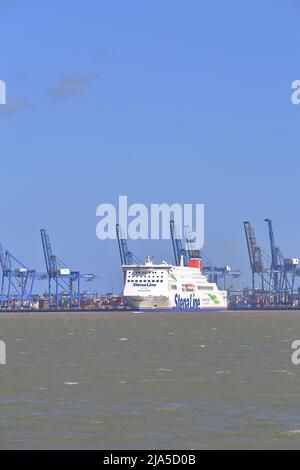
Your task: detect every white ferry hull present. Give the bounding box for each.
[125,295,172,311]
[125,294,227,312]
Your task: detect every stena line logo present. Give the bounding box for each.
[133,282,157,287]
[0,80,6,105]
[174,293,201,311]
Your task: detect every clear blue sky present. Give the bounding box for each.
[1,0,300,293]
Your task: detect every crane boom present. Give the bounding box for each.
[116,224,133,265]
[265,218,280,293]
[244,221,264,274]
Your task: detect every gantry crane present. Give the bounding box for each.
[0,244,36,309]
[41,229,81,309]
[265,218,299,302]
[244,220,275,305]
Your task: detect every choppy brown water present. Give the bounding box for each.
[1,310,300,449]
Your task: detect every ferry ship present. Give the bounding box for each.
[122,256,228,312]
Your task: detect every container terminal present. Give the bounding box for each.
[0,219,299,312]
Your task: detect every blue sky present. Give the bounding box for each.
[1,0,300,293]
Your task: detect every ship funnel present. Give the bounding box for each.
[180,255,184,267]
[188,258,203,272]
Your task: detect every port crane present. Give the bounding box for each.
[265,218,280,296]
[244,220,275,306]
[265,218,299,302]
[244,221,269,291]
[202,263,241,291]
[0,244,36,309]
[170,219,241,289]
[41,229,81,309]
